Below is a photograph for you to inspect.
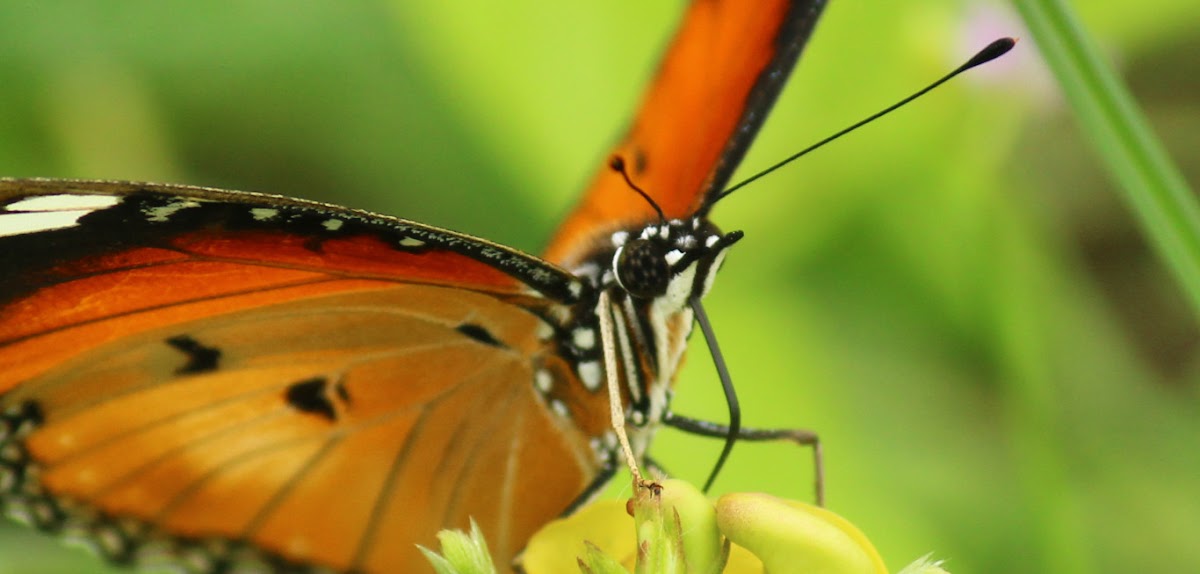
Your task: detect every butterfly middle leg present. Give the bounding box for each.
[661,412,824,506]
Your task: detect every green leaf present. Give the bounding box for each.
[1014,0,1200,318]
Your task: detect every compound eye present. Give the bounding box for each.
[615,239,669,299]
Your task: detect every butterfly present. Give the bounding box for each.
[0,0,826,571]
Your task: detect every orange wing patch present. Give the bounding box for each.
[545,0,825,266]
[3,284,599,571]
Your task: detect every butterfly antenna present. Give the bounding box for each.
[716,37,1016,202]
[690,297,739,493]
[610,155,667,226]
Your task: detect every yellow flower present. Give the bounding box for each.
[716,491,886,574]
[436,478,945,574]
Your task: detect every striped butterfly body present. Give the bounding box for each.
[0,0,826,571]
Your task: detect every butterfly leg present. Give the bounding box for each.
[561,455,619,517]
[661,412,824,506]
[597,290,652,489]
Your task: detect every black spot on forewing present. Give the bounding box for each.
[284,377,337,421]
[633,147,648,175]
[456,323,507,349]
[165,335,221,374]
[335,381,351,404]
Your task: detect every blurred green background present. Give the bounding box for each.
[1,1,1197,573]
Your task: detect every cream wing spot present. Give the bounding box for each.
[550,400,570,419]
[249,208,279,221]
[6,194,121,212]
[577,361,602,392]
[572,328,595,350]
[0,211,96,237]
[534,369,553,394]
[535,321,555,342]
[143,200,201,222]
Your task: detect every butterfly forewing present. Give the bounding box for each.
[0,181,602,570]
[544,0,825,266]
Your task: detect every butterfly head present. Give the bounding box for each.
[609,217,742,309]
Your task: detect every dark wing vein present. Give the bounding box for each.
[348,349,511,569]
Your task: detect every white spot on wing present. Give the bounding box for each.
[535,320,554,341]
[144,200,200,222]
[1,194,124,237]
[399,237,425,247]
[0,211,92,237]
[551,399,570,419]
[578,360,602,391]
[250,208,278,221]
[572,328,595,350]
[705,235,720,247]
[322,218,344,231]
[6,194,120,212]
[535,369,553,393]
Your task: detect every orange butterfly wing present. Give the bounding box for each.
[0,0,828,571]
[0,181,610,571]
[545,0,826,266]
[1,182,570,385]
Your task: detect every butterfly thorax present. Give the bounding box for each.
[551,216,742,459]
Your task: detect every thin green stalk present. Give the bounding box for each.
[1013,0,1200,320]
